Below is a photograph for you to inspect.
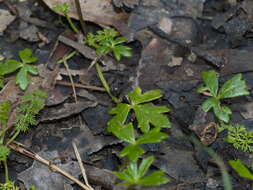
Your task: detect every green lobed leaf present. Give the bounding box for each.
[202,71,219,97]
[25,65,38,75]
[138,156,154,178]
[113,37,127,45]
[107,103,131,132]
[213,105,232,123]
[134,104,170,133]
[120,144,145,162]
[127,162,139,182]
[112,47,122,61]
[113,171,133,184]
[229,160,253,180]
[197,86,209,93]
[112,45,132,61]
[0,59,22,75]
[19,48,38,64]
[218,74,249,99]
[138,170,170,186]
[96,46,110,55]
[201,97,219,112]
[110,123,136,144]
[136,128,169,144]
[16,66,28,90]
[128,88,163,105]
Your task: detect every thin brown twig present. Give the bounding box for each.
[8,142,91,190]
[72,142,94,190]
[62,57,78,103]
[74,0,87,36]
[56,81,105,92]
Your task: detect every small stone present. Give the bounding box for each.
[19,23,40,42]
[0,9,16,35]
[206,178,219,189]
[185,68,194,76]
[187,52,197,63]
[168,56,183,67]
[158,17,172,35]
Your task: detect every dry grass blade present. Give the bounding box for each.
[72,142,94,190]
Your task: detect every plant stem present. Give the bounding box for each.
[3,160,9,182]
[6,130,20,146]
[74,0,86,36]
[57,51,77,64]
[66,15,79,33]
[62,57,78,103]
[95,63,119,104]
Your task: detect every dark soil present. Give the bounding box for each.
[1,0,253,190]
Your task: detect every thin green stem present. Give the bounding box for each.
[57,51,77,64]
[66,15,79,33]
[6,130,20,146]
[95,63,119,104]
[3,160,9,182]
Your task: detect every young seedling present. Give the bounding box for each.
[0,90,47,188]
[220,124,253,153]
[198,71,249,123]
[114,156,169,186]
[86,28,132,61]
[107,88,170,186]
[86,28,132,103]
[0,48,39,90]
[52,3,79,33]
[229,159,253,181]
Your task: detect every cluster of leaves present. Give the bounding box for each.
[15,90,48,132]
[0,182,36,190]
[0,49,38,90]
[114,156,168,186]
[86,28,132,61]
[52,3,79,33]
[0,181,19,190]
[220,124,253,153]
[0,90,47,162]
[229,159,253,181]
[107,88,170,186]
[198,71,249,123]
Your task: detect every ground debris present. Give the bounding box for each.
[42,0,129,35]
[18,151,80,190]
[39,101,97,122]
[0,9,15,35]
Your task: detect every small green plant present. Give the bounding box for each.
[198,71,249,123]
[229,159,253,181]
[52,3,79,33]
[108,88,170,186]
[114,156,169,186]
[0,48,39,90]
[0,90,47,186]
[0,181,19,190]
[86,28,132,103]
[220,124,253,153]
[86,28,132,61]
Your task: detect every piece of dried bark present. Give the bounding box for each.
[42,0,129,34]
